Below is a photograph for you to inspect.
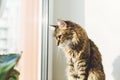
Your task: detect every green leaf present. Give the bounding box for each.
[8,69,20,80]
[0,54,20,80]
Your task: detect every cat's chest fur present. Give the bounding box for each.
[64,47,80,73]
[70,56,78,73]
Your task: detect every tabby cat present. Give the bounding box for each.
[50,19,105,80]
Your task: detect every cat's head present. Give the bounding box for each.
[50,19,82,49]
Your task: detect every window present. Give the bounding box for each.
[0,0,39,80]
[0,0,20,53]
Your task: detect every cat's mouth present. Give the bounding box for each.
[58,40,72,49]
[57,40,60,46]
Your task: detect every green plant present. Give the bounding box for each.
[0,54,20,80]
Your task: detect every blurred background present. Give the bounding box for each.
[0,0,20,53]
[0,0,39,80]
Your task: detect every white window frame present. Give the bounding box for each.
[39,0,49,80]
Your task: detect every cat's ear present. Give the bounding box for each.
[57,19,67,29]
[49,25,57,30]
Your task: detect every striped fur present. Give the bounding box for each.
[51,19,105,80]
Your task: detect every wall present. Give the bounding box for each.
[53,0,85,26]
[49,0,85,80]
[85,0,120,80]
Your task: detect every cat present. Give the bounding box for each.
[50,19,105,80]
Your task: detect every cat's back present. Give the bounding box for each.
[88,39,105,80]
